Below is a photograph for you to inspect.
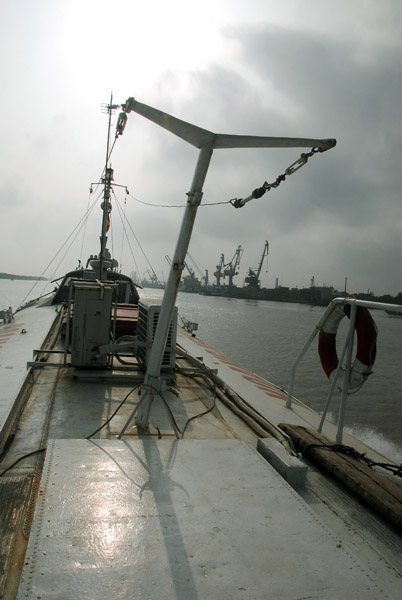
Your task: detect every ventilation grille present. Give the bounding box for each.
[137,300,177,369]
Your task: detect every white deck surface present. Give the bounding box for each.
[0,304,57,449]
[18,438,384,600]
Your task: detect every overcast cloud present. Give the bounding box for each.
[1,0,402,295]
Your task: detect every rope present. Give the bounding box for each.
[304,442,402,477]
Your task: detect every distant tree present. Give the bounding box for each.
[378,294,394,304]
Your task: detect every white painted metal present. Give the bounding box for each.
[136,143,214,428]
[176,328,390,463]
[70,281,114,367]
[287,297,402,443]
[122,97,336,151]
[257,437,307,488]
[18,439,389,599]
[137,299,178,370]
[337,301,357,443]
[121,98,335,429]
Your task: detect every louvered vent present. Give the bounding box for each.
[137,299,177,369]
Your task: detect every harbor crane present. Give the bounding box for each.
[144,269,159,286]
[166,254,202,292]
[223,245,243,286]
[245,240,269,289]
[187,252,209,287]
[214,254,225,286]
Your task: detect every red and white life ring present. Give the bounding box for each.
[318,304,377,391]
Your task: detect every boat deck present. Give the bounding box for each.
[1,315,401,598]
[17,438,391,600]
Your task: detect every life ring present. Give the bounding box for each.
[318,304,377,392]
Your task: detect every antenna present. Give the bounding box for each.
[101,93,120,169]
[98,93,120,278]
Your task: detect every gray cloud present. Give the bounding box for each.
[1,1,402,296]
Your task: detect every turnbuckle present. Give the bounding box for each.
[285,153,309,175]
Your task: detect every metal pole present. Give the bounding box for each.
[99,96,115,279]
[318,324,354,433]
[336,301,357,443]
[135,143,214,429]
[64,281,74,365]
[286,301,339,408]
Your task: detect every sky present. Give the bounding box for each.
[1,0,402,296]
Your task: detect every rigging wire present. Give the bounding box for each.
[112,190,141,278]
[119,194,127,271]
[113,190,161,284]
[17,108,122,310]
[127,192,231,209]
[107,136,118,164]
[109,209,115,266]
[79,189,93,264]
[47,191,101,282]
[40,191,101,295]
[17,191,102,309]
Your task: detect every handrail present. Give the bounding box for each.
[286,297,402,443]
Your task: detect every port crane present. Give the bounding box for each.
[143,269,159,286]
[166,254,203,292]
[223,245,243,287]
[214,254,225,286]
[245,240,269,289]
[187,252,209,286]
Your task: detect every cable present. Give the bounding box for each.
[127,192,231,208]
[0,447,47,478]
[85,384,141,439]
[119,194,127,270]
[113,190,141,277]
[175,346,294,450]
[79,190,93,264]
[114,191,162,285]
[178,370,217,438]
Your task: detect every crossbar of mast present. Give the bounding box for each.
[122,97,336,151]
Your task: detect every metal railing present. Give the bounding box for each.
[286,297,402,443]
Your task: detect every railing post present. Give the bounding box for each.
[286,300,340,408]
[336,300,357,443]
[287,296,402,442]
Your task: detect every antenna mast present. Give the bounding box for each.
[99,93,119,278]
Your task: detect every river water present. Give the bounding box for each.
[1,279,401,462]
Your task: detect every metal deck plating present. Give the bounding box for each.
[0,304,57,454]
[19,438,383,600]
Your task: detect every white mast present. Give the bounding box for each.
[117,97,336,429]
